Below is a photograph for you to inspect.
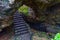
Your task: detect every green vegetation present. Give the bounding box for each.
[18,5,29,16]
[51,33,60,40]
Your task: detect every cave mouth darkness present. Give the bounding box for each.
[18,3,60,33]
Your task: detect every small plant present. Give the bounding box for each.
[51,33,60,40]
